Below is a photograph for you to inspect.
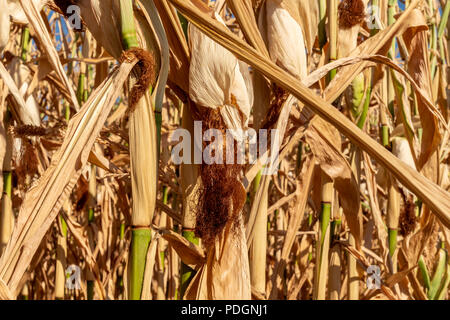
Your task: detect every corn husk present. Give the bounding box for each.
[184,216,251,300]
[6,57,41,126]
[186,10,252,299]
[188,13,251,141]
[265,0,307,79]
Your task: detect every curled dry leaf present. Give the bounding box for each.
[161,229,205,267]
[401,11,441,170]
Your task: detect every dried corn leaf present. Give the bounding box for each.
[402,12,441,170]
[162,229,205,267]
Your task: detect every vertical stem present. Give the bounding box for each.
[328,0,338,80]
[1,111,13,255]
[0,171,12,254]
[318,0,327,49]
[120,0,139,49]
[347,234,359,299]
[387,175,400,273]
[249,170,268,297]
[156,187,169,299]
[428,0,438,79]
[438,1,450,40]
[129,228,152,299]
[348,147,361,300]
[86,164,96,299]
[328,207,342,300]
[314,173,332,300]
[179,103,199,298]
[20,27,30,62]
[55,208,68,300]
[387,0,396,117]
[76,72,85,106]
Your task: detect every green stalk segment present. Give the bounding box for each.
[438,1,450,39]
[319,202,331,249]
[388,228,397,258]
[381,125,390,149]
[428,246,447,300]
[64,103,70,122]
[77,73,85,106]
[330,219,341,242]
[129,228,152,300]
[61,215,67,238]
[3,171,11,198]
[356,86,371,129]
[318,0,327,49]
[387,0,396,56]
[180,230,199,298]
[120,0,139,49]
[314,200,331,300]
[20,27,30,62]
[418,255,431,291]
[328,0,337,81]
[120,223,125,240]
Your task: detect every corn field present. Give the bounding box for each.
[0,0,449,301]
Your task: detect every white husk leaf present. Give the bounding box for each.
[185,216,251,300]
[7,0,46,24]
[7,57,41,126]
[188,13,251,140]
[392,137,417,196]
[392,137,416,170]
[265,0,307,79]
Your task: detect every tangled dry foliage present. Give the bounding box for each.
[0,0,449,300]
